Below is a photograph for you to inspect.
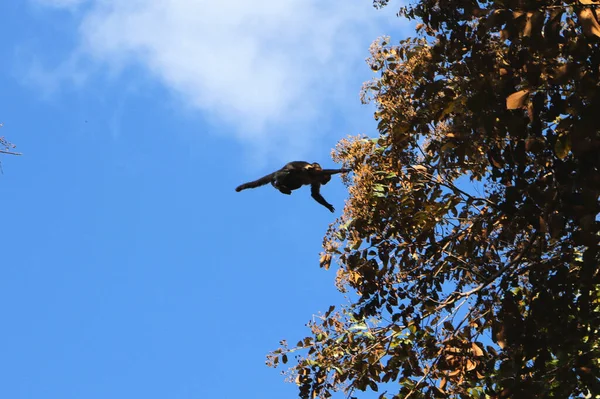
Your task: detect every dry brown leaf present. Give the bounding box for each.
[539,216,548,233]
[506,89,530,109]
[447,368,461,377]
[471,342,484,357]
[411,165,429,173]
[466,359,477,371]
[439,377,447,390]
[496,324,506,349]
[579,0,600,4]
[528,102,535,121]
[578,8,600,38]
[523,13,533,37]
[319,253,332,269]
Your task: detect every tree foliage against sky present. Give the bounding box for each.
[269,0,600,397]
[0,123,21,170]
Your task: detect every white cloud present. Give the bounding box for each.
[32,0,403,158]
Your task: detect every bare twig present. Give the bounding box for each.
[0,149,22,156]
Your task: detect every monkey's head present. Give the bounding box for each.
[305,162,322,172]
[302,162,330,184]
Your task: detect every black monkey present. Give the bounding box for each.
[235,161,350,212]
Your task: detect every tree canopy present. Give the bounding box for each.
[269,0,600,397]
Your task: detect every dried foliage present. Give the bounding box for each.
[269,0,600,398]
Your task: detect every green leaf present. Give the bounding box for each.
[554,133,571,159]
[349,324,368,332]
[369,380,379,392]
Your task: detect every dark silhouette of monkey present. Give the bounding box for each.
[235,161,350,212]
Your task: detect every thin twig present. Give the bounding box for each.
[0,149,22,156]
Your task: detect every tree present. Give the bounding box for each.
[269,0,600,397]
[0,123,21,171]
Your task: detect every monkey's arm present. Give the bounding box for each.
[235,173,275,192]
[311,183,335,213]
[319,168,351,176]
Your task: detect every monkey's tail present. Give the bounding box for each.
[235,173,274,192]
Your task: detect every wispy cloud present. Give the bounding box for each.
[18,51,90,99]
[34,0,87,8]
[30,0,404,158]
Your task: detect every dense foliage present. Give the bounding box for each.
[269,0,600,397]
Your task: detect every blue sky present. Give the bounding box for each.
[0,1,408,398]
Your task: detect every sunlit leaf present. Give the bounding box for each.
[506,90,530,109]
[466,359,477,371]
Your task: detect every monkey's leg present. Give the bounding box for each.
[273,171,292,194]
[271,169,304,193]
[270,169,292,192]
